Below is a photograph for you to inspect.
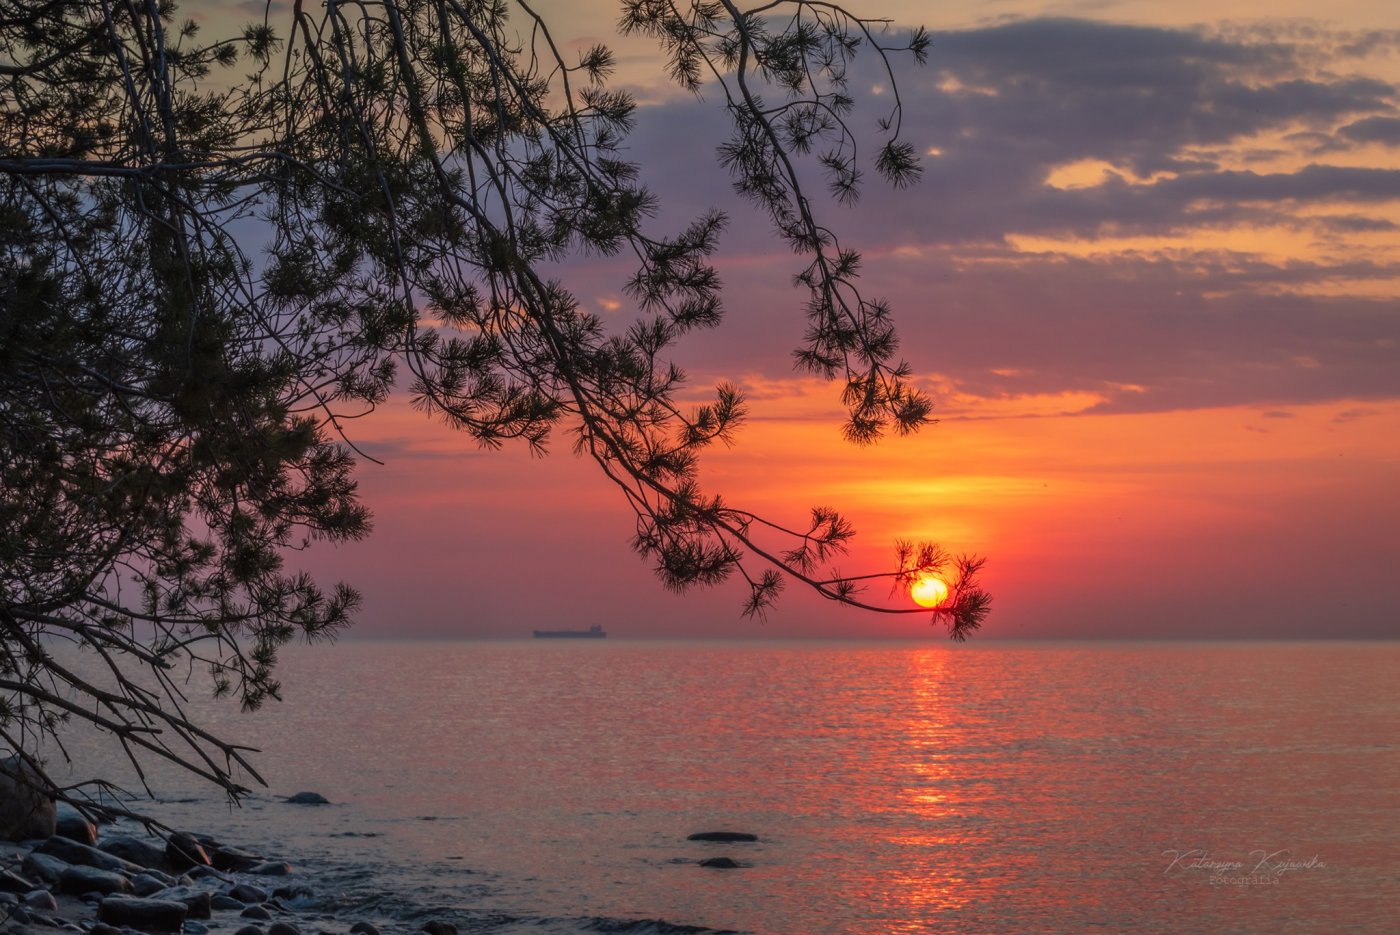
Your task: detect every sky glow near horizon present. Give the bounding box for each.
[234,0,1400,639]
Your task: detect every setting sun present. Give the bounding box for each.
[910,574,950,608]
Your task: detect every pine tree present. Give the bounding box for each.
[0,0,989,811]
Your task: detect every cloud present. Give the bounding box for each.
[600,17,1400,417]
[1340,116,1400,146]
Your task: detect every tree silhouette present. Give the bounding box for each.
[0,0,990,810]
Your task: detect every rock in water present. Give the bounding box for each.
[248,861,293,876]
[421,922,458,935]
[267,923,302,935]
[165,832,211,873]
[699,857,742,868]
[0,755,56,842]
[210,894,246,911]
[687,831,758,842]
[240,905,273,921]
[98,896,189,932]
[285,792,329,805]
[348,924,381,935]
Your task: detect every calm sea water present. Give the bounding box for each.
[46,640,1400,933]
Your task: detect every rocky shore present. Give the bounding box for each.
[0,799,443,935]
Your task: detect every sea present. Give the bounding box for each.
[39,640,1400,933]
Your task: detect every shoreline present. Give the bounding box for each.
[0,797,409,935]
[0,799,746,935]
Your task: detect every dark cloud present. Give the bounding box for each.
[1340,116,1400,146]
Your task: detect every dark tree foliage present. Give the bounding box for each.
[0,0,990,807]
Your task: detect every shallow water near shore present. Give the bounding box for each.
[42,639,1400,933]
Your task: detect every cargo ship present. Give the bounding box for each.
[532,624,606,639]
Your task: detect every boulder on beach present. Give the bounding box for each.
[210,894,246,911]
[348,923,381,935]
[55,804,98,846]
[101,834,171,872]
[22,851,69,885]
[686,831,758,842]
[58,864,131,896]
[233,926,266,935]
[130,872,168,897]
[699,857,742,869]
[241,904,273,921]
[227,882,268,904]
[212,845,265,872]
[98,895,189,933]
[38,835,147,875]
[0,755,56,842]
[164,888,214,919]
[268,922,303,935]
[285,792,329,805]
[165,831,211,873]
[22,889,57,911]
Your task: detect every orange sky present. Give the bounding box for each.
[252,0,1400,639]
